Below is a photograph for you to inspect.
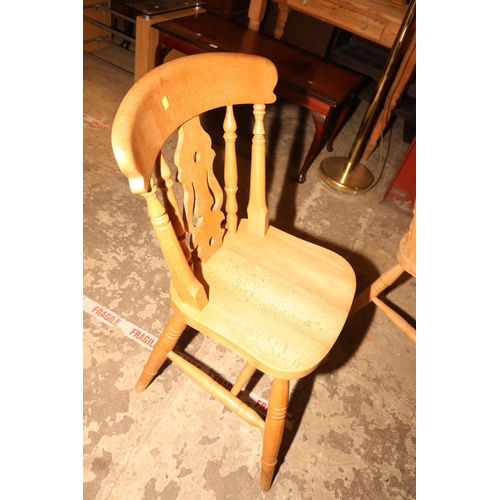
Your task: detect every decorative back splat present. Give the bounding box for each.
[175,116,225,262]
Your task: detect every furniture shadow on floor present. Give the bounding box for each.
[274,302,376,480]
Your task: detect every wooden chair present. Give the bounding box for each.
[349,205,416,343]
[111,52,356,491]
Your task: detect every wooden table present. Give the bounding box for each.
[252,0,409,49]
[247,0,416,160]
[134,6,206,82]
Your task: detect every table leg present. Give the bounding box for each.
[298,97,355,183]
[134,8,206,82]
[297,110,327,183]
[326,94,355,152]
[274,4,290,39]
[248,0,268,31]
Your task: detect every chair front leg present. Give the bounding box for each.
[135,312,187,393]
[260,378,289,491]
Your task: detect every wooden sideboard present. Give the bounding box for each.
[247,0,416,160]
[270,0,408,49]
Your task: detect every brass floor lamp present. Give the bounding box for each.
[320,0,416,194]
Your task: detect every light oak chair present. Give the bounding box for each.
[111,52,356,491]
[349,206,416,343]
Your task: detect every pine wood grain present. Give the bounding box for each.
[112,53,357,490]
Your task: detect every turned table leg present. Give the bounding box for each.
[274,4,290,39]
[248,0,268,31]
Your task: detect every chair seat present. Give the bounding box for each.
[170,221,356,380]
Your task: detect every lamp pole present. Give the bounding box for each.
[319,0,416,194]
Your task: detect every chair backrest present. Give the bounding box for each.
[111,53,278,311]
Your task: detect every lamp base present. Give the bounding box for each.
[319,157,374,194]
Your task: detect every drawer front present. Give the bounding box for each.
[286,0,387,45]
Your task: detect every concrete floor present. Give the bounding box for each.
[83,45,416,500]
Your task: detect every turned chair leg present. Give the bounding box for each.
[260,378,289,492]
[349,263,405,317]
[372,297,416,343]
[135,312,187,393]
[231,361,257,396]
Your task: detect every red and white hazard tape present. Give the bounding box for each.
[83,296,293,426]
[83,112,108,129]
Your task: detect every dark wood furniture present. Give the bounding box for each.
[251,0,416,161]
[152,11,367,182]
[203,0,250,18]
